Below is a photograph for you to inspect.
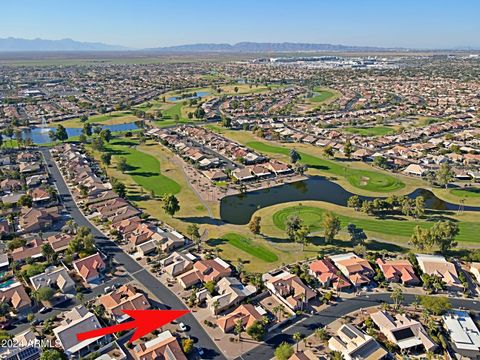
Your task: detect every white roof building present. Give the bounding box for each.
[443,310,480,358]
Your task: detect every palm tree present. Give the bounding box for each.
[314,327,328,343]
[293,332,302,352]
[212,299,220,317]
[234,319,244,342]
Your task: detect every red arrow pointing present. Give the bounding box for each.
[77,309,189,343]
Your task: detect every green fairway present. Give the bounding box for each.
[246,141,404,192]
[106,139,181,195]
[310,89,336,103]
[59,111,140,128]
[221,233,278,262]
[343,126,396,136]
[450,188,480,198]
[272,205,479,243]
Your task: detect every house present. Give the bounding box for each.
[206,277,256,314]
[442,310,480,359]
[126,223,164,248]
[232,168,255,182]
[375,258,420,286]
[137,240,158,257]
[99,284,151,323]
[11,238,44,262]
[53,305,110,358]
[416,254,461,290]
[0,220,10,236]
[329,253,374,288]
[403,164,426,177]
[203,169,228,182]
[216,304,264,333]
[133,330,187,360]
[309,258,351,291]
[0,329,41,360]
[263,271,316,310]
[72,253,106,284]
[47,233,74,252]
[370,310,437,353]
[18,206,60,233]
[29,187,51,203]
[0,282,32,316]
[288,350,318,360]
[160,252,195,277]
[178,258,232,289]
[328,324,388,360]
[266,161,292,175]
[30,266,75,294]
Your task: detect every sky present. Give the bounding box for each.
[1,0,479,49]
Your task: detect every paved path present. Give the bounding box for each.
[234,293,480,360]
[40,148,226,360]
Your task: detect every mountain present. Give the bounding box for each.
[147,42,398,52]
[0,37,130,52]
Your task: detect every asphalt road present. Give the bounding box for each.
[234,293,480,360]
[40,148,226,360]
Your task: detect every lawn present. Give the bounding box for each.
[343,126,396,136]
[58,111,139,128]
[246,141,405,192]
[450,188,480,198]
[272,205,479,243]
[220,233,278,263]
[105,139,181,196]
[310,89,336,103]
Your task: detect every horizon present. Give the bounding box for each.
[1,0,480,49]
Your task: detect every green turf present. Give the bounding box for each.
[222,233,278,262]
[343,126,396,136]
[450,188,480,198]
[310,89,335,103]
[106,139,181,195]
[272,205,479,243]
[246,141,405,192]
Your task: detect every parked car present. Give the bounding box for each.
[179,322,187,331]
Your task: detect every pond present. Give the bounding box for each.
[20,122,140,144]
[219,176,480,225]
[167,91,209,102]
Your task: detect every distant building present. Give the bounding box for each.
[443,310,480,359]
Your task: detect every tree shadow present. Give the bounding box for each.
[178,216,223,226]
[130,171,157,177]
[366,240,407,253]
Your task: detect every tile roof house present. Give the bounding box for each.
[133,330,187,360]
[72,253,106,284]
[416,254,461,290]
[206,277,256,315]
[469,263,480,284]
[264,271,316,310]
[0,281,32,315]
[47,233,74,252]
[30,266,75,294]
[375,258,420,286]
[99,284,151,323]
[160,252,194,277]
[29,187,51,203]
[328,324,388,360]
[11,238,44,262]
[309,258,351,291]
[18,206,60,233]
[217,304,264,333]
[370,310,437,353]
[178,258,232,289]
[330,253,374,288]
[53,305,109,358]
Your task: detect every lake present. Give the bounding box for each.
[219,176,480,224]
[167,91,210,102]
[21,122,139,144]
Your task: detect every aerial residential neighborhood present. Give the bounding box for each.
[1,1,480,360]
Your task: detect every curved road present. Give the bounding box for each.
[41,148,226,360]
[234,293,480,360]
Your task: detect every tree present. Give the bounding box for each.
[112,180,126,198]
[401,197,415,217]
[414,196,425,219]
[56,125,68,142]
[40,349,66,360]
[295,224,311,251]
[344,140,353,159]
[347,195,361,210]
[419,295,451,315]
[347,223,367,245]
[373,156,388,169]
[41,243,55,263]
[117,157,128,173]
[285,215,302,241]
[204,280,216,295]
[187,224,201,251]
[48,129,57,143]
[249,216,262,236]
[289,149,301,164]
[18,194,33,207]
[323,212,341,244]
[293,332,303,352]
[222,116,231,128]
[79,133,87,144]
[83,123,92,137]
[100,129,112,143]
[234,319,244,341]
[436,162,454,189]
[34,287,55,302]
[275,342,294,360]
[314,327,329,342]
[323,145,334,158]
[101,153,112,166]
[80,115,88,123]
[431,220,459,253]
[181,338,194,354]
[162,194,180,217]
[390,288,404,310]
[247,320,267,341]
[410,225,434,251]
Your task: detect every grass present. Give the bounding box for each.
[220,233,278,263]
[58,111,140,128]
[246,141,405,192]
[310,89,336,103]
[450,188,480,198]
[105,139,181,196]
[272,205,479,243]
[343,126,396,136]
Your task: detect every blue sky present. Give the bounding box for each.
[1,0,479,49]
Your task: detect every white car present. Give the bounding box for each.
[179,322,187,331]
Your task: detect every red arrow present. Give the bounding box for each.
[77,309,189,343]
